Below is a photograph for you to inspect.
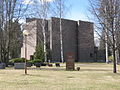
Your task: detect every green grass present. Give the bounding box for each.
[0,63,120,90]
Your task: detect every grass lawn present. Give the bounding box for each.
[0,63,120,90]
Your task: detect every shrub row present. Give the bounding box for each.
[27,59,43,64]
[9,58,25,63]
[9,58,43,64]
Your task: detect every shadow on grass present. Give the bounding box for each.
[27,67,66,71]
[5,66,114,72]
[27,67,113,72]
[27,74,44,77]
[80,68,112,72]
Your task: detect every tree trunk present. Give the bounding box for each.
[42,19,47,62]
[59,0,64,63]
[113,35,117,73]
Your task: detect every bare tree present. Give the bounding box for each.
[0,0,32,64]
[0,0,18,63]
[89,0,120,73]
[52,0,68,63]
[33,0,51,62]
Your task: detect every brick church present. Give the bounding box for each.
[21,17,95,62]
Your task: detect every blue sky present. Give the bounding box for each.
[21,0,92,22]
[66,0,91,22]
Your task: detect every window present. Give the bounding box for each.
[90,53,93,58]
[30,55,34,60]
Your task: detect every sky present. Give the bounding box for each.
[22,0,91,22]
[19,0,93,26]
[66,0,91,22]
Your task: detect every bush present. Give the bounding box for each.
[33,59,43,64]
[32,59,42,67]
[27,59,42,65]
[8,61,14,66]
[55,63,60,67]
[48,63,53,67]
[41,62,47,66]
[27,60,34,64]
[27,60,34,67]
[9,58,25,63]
[34,44,44,61]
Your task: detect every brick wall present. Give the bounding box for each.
[78,21,94,62]
[50,17,78,62]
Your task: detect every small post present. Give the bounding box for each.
[23,30,30,75]
[25,35,27,75]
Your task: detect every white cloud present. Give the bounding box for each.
[46,0,53,2]
[22,0,34,5]
[22,0,54,5]
[36,0,53,5]
[42,0,54,2]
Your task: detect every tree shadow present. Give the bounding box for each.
[27,67,66,71]
[80,68,112,72]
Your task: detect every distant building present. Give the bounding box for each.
[21,17,95,62]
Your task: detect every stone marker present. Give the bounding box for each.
[66,52,75,70]
[14,63,25,69]
[0,63,6,69]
